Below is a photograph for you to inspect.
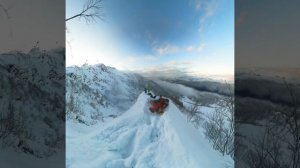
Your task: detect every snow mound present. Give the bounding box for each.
[67,93,233,168]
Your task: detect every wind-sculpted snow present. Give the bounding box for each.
[67,93,233,168]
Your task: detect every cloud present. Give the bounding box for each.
[186,43,206,52]
[153,44,180,55]
[165,60,192,66]
[195,0,202,11]
[138,60,194,78]
[197,0,218,32]
[186,46,195,52]
[197,43,206,52]
[153,42,206,55]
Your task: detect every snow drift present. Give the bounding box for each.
[67,92,233,168]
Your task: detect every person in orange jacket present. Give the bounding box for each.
[149,95,169,114]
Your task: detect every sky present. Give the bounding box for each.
[236,0,300,69]
[66,0,234,79]
[0,0,65,53]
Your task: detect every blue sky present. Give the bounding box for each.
[66,0,234,79]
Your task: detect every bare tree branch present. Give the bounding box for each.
[66,0,104,22]
[0,3,13,38]
[245,79,300,167]
[203,82,235,157]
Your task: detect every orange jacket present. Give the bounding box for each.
[150,98,169,112]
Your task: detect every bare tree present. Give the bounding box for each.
[66,0,104,22]
[246,119,291,168]
[204,82,235,156]
[186,98,203,128]
[273,79,300,168]
[245,79,300,168]
[0,103,26,147]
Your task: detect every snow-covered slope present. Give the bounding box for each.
[67,92,233,168]
[66,64,147,125]
[0,47,65,164]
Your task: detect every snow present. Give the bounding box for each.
[0,148,65,168]
[0,47,65,166]
[66,64,144,124]
[67,92,233,168]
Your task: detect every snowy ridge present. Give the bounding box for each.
[66,64,146,125]
[67,92,233,168]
